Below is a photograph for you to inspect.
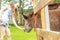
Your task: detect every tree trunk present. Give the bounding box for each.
[0,0,2,9]
[18,0,23,25]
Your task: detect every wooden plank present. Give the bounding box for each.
[40,8,46,29]
[34,0,52,13]
[36,28,60,40]
[32,0,38,8]
[40,6,50,30]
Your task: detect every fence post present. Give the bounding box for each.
[40,7,46,29]
[41,5,50,30]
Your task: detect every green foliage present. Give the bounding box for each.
[55,0,60,2]
[23,9,33,14]
[19,0,33,14]
[5,0,11,2]
[0,0,2,9]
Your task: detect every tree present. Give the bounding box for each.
[6,0,11,2]
[12,0,33,25]
[18,0,23,25]
[0,0,2,9]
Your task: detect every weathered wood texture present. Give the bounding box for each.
[36,28,60,40]
[34,0,52,13]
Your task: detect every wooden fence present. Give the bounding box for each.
[36,28,60,40]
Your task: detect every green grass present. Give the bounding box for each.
[55,0,60,2]
[5,25,36,40]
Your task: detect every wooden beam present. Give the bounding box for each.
[32,0,38,9]
[40,0,51,30]
[34,0,52,13]
[40,8,46,29]
[40,5,50,30]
